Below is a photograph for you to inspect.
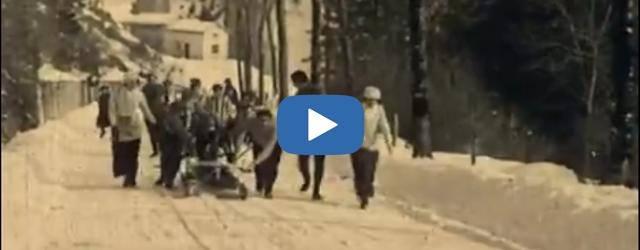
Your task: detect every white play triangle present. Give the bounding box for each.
[308,108,338,141]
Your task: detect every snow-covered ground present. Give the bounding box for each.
[4,1,635,250]
[3,98,637,250]
[2,103,504,250]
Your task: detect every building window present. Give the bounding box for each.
[211,44,219,54]
[212,33,218,38]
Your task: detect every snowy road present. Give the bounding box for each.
[1,105,499,250]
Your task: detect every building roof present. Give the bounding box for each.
[167,19,221,33]
[122,13,178,26]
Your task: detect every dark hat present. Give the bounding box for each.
[212,83,223,90]
[190,78,202,88]
[290,70,309,82]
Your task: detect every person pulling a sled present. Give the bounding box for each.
[234,107,282,199]
[155,98,191,190]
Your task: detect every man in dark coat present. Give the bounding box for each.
[155,100,191,189]
[291,70,327,201]
[141,74,166,157]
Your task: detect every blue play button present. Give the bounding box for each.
[277,95,364,155]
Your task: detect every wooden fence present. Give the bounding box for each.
[1,80,94,144]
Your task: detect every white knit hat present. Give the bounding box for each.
[363,86,382,100]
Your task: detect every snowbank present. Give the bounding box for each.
[375,140,638,250]
[386,139,638,218]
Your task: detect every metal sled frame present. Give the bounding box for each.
[179,157,249,199]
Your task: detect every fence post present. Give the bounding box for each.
[393,113,399,147]
[35,82,45,126]
[471,131,477,166]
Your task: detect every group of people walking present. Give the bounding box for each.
[96,69,393,209]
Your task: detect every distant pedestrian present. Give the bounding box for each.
[224,78,239,106]
[351,86,393,209]
[188,78,204,108]
[109,72,157,188]
[291,70,326,201]
[96,85,111,138]
[141,74,167,157]
[205,83,236,126]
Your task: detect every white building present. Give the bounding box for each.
[122,14,177,52]
[164,19,228,60]
[122,0,228,60]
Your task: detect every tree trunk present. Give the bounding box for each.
[470,91,477,165]
[584,55,598,179]
[632,124,638,187]
[266,6,279,97]
[322,0,334,87]
[235,6,245,96]
[611,0,638,186]
[257,0,273,104]
[631,0,639,188]
[409,0,433,159]
[258,39,265,104]
[336,0,354,94]
[310,0,321,84]
[243,3,253,95]
[625,0,638,187]
[276,0,288,101]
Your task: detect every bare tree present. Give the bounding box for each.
[336,0,354,94]
[242,0,254,95]
[235,7,245,95]
[310,0,322,84]
[257,0,275,104]
[548,0,613,178]
[612,0,639,187]
[276,0,288,101]
[409,0,434,158]
[632,0,639,188]
[322,0,334,87]
[266,3,279,97]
